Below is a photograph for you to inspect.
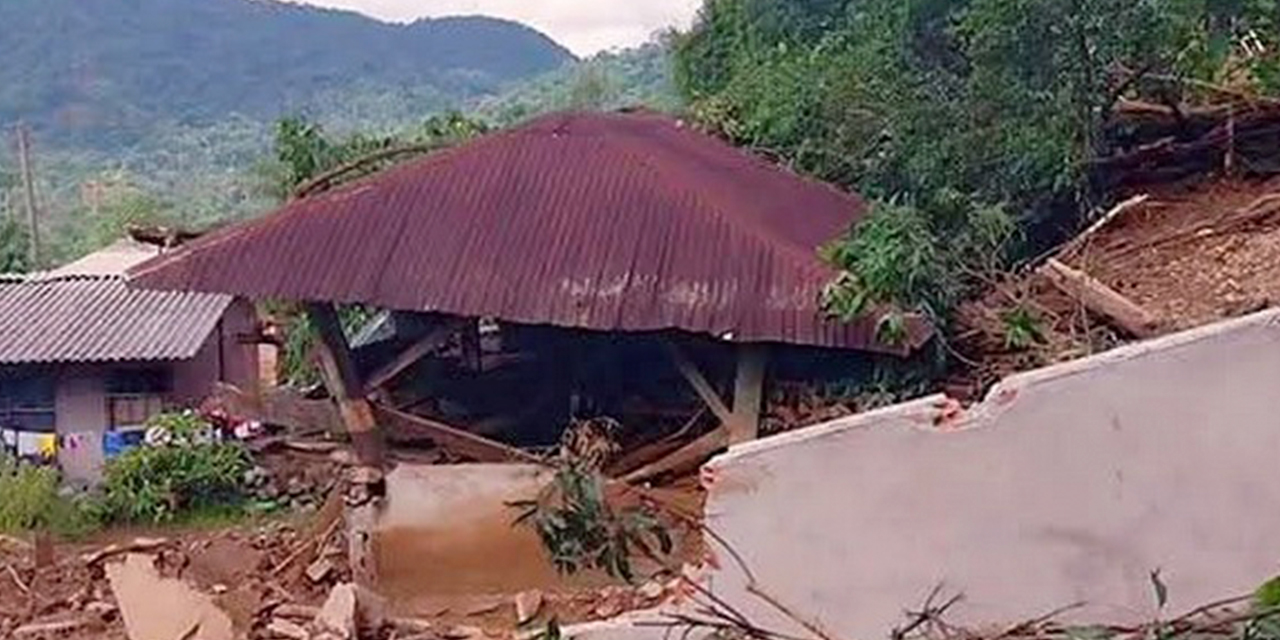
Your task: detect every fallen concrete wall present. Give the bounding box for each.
[688,308,1280,640]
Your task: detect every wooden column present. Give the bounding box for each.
[305,303,383,587]
[731,345,767,444]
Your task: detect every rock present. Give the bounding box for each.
[211,584,229,594]
[313,584,358,640]
[593,599,623,619]
[514,590,543,625]
[267,618,310,640]
[306,558,335,583]
[639,580,665,600]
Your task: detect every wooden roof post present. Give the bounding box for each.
[305,303,383,587]
[731,344,767,444]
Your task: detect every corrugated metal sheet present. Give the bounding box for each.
[130,110,931,352]
[44,239,158,278]
[0,276,233,364]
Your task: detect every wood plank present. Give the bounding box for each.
[664,343,734,425]
[375,404,544,465]
[363,321,462,392]
[731,345,767,444]
[1041,260,1161,339]
[623,427,728,484]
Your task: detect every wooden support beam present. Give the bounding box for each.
[375,404,544,465]
[731,345,768,444]
[1041,260,1161,339]
[363,321,461,393]
[304,303,383,588]
[308,304,384,467]
[624,426,728,484]
[664,343,734,425]
[460,320,481,371]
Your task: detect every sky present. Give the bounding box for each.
[299,0,702,56]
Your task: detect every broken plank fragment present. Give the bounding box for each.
[1041,259,1161,339]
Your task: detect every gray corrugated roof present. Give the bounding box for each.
[0,275,233,364]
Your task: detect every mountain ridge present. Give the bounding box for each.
[0,0,575,147]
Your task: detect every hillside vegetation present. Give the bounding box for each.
[672,0,1280,342]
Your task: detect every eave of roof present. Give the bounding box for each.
[0,275,233,365]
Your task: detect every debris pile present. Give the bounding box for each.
[951,175,1280,396]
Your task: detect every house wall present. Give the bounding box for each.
[54,370,108,485]
[660,307,1280,640]
[172,299,259,403]
[50,300,259,484]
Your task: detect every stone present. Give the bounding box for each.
[267,618,310,640]
[514,590,543,625]
[313,584,358,640]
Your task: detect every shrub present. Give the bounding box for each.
[0,456,100,538]
[99,413,252,524]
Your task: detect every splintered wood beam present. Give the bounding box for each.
[375,404,544,465]
[304,302,383,588]
[624,427,728,484]
[731,345,768,444]
[664,342,734,425]
[363,320,462,393]
[306,304,384,467]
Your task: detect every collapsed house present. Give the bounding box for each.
[127,109,931,587]
[0,239,262,483]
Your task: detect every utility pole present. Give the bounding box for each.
[15,123,40,267]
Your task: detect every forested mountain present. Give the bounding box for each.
[0,0,574,148]
[479,40,682,124]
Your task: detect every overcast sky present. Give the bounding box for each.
[298,0,702,56]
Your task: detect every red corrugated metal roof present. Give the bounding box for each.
[130,110,931,352]
[0,275,232,364]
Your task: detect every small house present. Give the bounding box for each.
[0,239,260,483]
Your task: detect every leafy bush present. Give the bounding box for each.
[99,413,252,524]
[512,462,673,583]
[0,456,100,537]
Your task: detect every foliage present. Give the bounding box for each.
[480,40,683,125]
[675,0,1280,332]
[0,456,100,537]
[512,462,673,583]
[99,412,252,524]
[1001,304,1047,350]
[0,218,30,273]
